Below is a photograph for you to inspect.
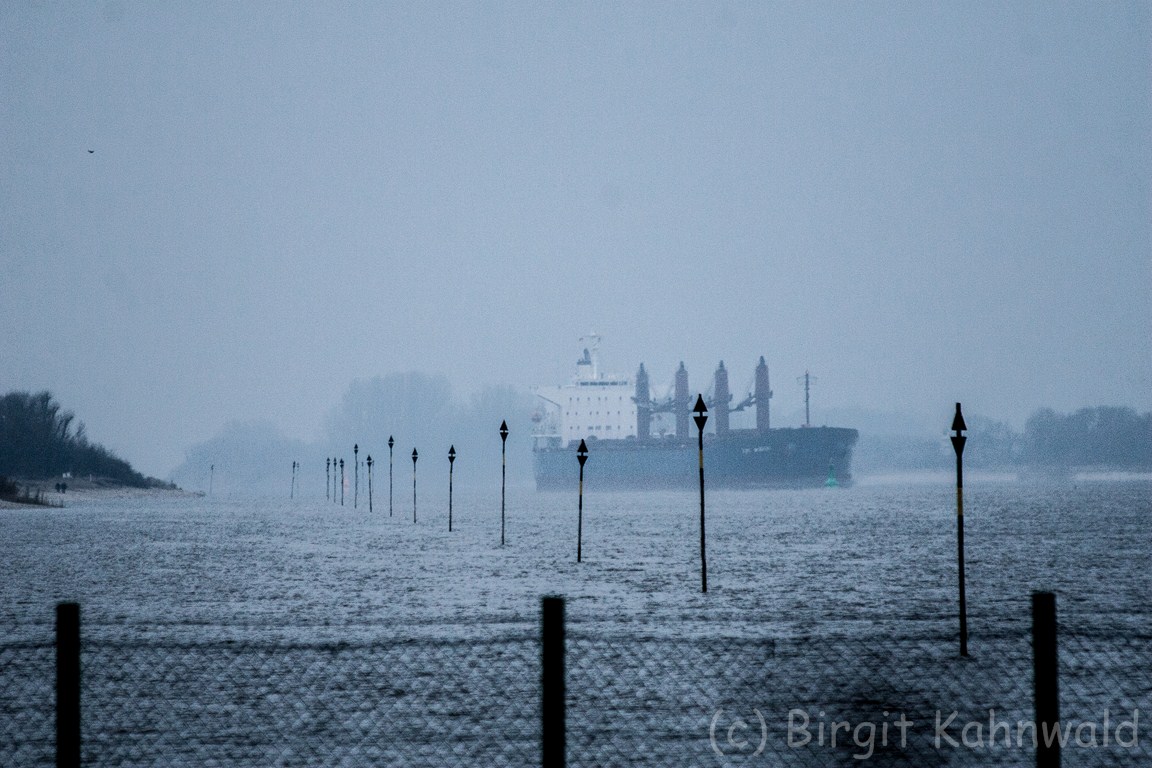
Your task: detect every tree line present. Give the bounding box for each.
[170,372,535,494]
[0,391,149,486]
[1020,406,1152,469]
[834,405,1151,473]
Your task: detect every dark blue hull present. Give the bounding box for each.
[534,427,858,490]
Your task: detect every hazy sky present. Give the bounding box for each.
[3,2,1149,478]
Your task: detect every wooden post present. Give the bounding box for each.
[56,602,80,768]
[1033,592,1060,768]
[541,596,565,768]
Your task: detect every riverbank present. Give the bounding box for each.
[0,476,191,509]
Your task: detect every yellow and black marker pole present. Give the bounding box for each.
[951,402,969,657]
[693,395,709,594]
[576,439,588,563]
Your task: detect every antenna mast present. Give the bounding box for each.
[796,371,818,427]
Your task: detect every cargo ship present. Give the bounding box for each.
[531,336,858,490]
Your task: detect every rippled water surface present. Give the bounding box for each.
[4,476,1148,641]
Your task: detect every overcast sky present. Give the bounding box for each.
[2,1,1149,478]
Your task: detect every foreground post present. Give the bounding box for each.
[290,460,297,498]
[353,444,359,508]
[339,459,345,506]
[541,596,565,768]
[951,403,968,656]
[500,420,509,546]
[1033,592,1059,768]
[448,445,456,532]
[694,395,709,593]
[57,602,80,768]
[326,458,330,501]
[576,439,588,563]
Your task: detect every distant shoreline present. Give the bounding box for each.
[856,468,1152,486]
[0,475,193,509]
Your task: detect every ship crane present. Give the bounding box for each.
[712,356,773,435]
[730,393,756,412]
[637,371,688,415]
[631,356,775,438]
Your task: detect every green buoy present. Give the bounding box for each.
[825,462,839,488]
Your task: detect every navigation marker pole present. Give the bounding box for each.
[326,458,330,501]
[366,455,374,514]
[353,444,359,508]
[448,446,456,532]
[576,439,588,563]
[951,402,969,657]
[500,420,509,546]
[411,448,418,523]
[339,459,345,506]
[694,395,709,594]
[388,436,394,517]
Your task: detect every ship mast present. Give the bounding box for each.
[578,333,602,380]
[797,371,817,427]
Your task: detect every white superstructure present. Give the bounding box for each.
[531,335,637,446]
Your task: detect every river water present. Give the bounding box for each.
[3,474,1148,640]
[1,475,1149,766]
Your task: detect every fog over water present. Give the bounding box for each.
[2,2,1149,479]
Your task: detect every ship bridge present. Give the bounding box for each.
[531,336,637,447]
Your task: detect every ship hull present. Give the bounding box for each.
[534,427,858,490]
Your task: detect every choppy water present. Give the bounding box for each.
[3,475,1148,641]
[2,476,1150,766]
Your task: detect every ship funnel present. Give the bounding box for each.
[713,361,731,436]
[635,363,651,441]
[675,362,690,440]
[755,355,772,433]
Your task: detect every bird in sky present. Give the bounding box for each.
[87,149,94,154]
